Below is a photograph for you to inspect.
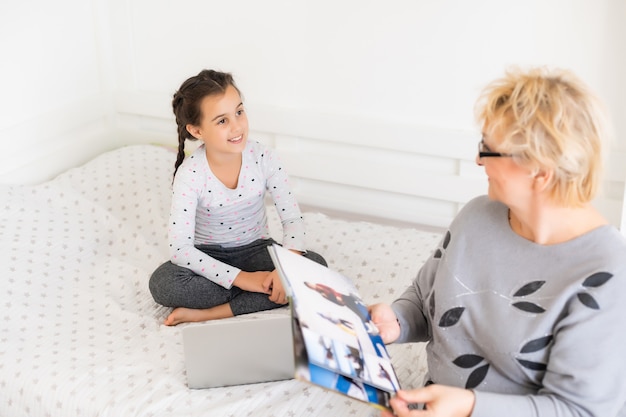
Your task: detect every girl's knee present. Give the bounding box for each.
[148,262,177,305]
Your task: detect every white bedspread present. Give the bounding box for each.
[0,144,442,417]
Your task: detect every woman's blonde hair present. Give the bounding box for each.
[475,66,609,206]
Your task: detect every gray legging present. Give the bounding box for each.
[149,238,327,316]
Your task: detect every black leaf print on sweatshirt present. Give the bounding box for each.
[520,335,553,353]
[452,354,490,389]
[466,364,490,389]
[511,281,546,314]
[517,335,554,371]
[582,272,612,288]
[577,293,600,310]
[442,231,451,249]
[513,281,545,297]
[517,359,547,371]
[577,272,612,310]
[433,231,451,259]
[453,354,484,368]
[517,334,551,373]
[439,307,465,327]
[512,302,546,313]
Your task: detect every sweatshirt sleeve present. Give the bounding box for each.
[391,231,451,344]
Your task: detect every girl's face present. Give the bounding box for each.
[187,85,248,159]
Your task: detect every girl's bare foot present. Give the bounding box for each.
[164,303,234,326]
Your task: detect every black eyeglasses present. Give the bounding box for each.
[478,139,514,158]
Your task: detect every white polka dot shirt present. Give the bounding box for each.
[168,140,306,288]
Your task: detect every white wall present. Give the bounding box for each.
[0,0,118,182]
[1,0,624,225]
[108,0,624,131]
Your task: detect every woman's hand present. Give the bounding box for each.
[263,270,288,305]
[368,303,401,344]
[381,385,475,417]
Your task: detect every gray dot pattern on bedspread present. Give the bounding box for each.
[0,144,441,417]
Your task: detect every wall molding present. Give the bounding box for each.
[3,90,622,230]
[112,91,625,229]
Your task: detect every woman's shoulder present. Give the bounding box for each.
[458,195,504,218]
[447,195,507,234]
[586,225,626,258]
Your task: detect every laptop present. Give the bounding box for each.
[182,313,295,388]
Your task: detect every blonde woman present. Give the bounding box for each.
[370,67,626,417]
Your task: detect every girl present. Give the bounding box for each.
[149,69,326,326]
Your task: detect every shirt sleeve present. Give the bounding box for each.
[392,202,469,344]
[260,146,307,252]
[168,168,241,289]
[391,233,446,344]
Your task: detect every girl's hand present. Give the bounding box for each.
[368,303,401,344]
[233,271,272,294]
[263,270,288,305]
[381,385,475,417]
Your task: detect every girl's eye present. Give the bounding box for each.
[217,118,226,125]
[236,109,244,116]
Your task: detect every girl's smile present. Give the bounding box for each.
[228,135,244,144]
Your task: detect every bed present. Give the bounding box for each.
[0,143,446,417]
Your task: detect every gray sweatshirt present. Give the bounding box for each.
[392,196,626,417]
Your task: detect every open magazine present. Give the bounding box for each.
[268,244,400,411]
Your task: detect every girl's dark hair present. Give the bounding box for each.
[171,69,240,177]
